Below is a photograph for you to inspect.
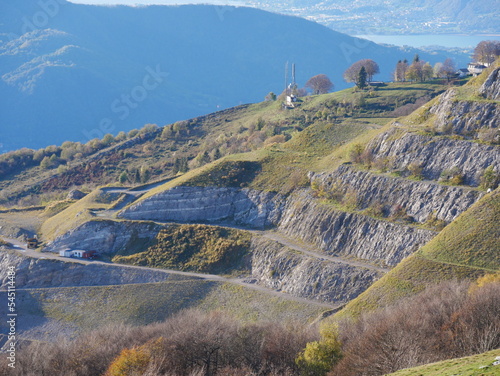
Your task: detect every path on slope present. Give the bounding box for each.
[92,184,390,274]
[261,230,390,273]
[2,237,337,310]
[96,181,390,274]
[3,177,389,311]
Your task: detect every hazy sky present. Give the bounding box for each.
[68,0,248,5]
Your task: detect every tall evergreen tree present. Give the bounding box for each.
[357,66,367,89]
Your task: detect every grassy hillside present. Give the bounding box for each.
[124,81,452,206]
[40,188,120,242]
[420,190,500,270]
[0,81,451,207]
[385,348,500,376]
[17,279,326,339]
[337,189,500,318]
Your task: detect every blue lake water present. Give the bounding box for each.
[355,35,500,48]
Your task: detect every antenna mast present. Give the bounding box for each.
[284,61,289,96]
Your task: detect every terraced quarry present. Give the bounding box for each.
[0,64,498,356]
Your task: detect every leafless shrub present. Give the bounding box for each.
[443,282,500,355]
[13,310,315,376]
[331,281,500,376]
[391,97,430,117]
[11,324,154,376]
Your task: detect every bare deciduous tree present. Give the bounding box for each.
[439,58,456,81]
[393,59,408,82]
[305,74,334,95]
[473,40,500,65]
[344,59,380,84]
[331,280,500,376]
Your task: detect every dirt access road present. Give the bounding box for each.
[2,237,338,310]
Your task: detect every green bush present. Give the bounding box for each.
[480,166,499,190]
[296,321,343,376]
[440,167,465,186]
[407,162,423,180]
[114,224,252,274]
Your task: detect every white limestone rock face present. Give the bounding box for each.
[429,89,499,135]
[277,191,436,267]
[43,219,162,254]
[368,129,500,186]
[0,251,178,289]
[118,186,285,229]
[311,164,485,223]
[479,67,500,100]
[249,237,383,303]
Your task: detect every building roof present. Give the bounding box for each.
[468,63,486,69]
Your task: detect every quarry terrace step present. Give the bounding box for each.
[368,129,500,186]
[311,164,485,223]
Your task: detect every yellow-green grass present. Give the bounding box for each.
[336,191,499,319]
[398,95,440,128]
[336,254,487,319]
[298,82,445,108]
[42,199,76,218]
[40,188,120,241]
[0,209,44,236]
[399,62,499,135]
[2,81,453,209]
[132,158,233,202]
[313,121,395,173]
[420,189,500,270]
[130,116,381,201]
[464,58,500,91]
[121,81,449,203]
[18,279,326,334]
[385,348,500,376]
[197,283,327,323]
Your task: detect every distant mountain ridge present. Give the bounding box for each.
[0,0,469,151]
[249,0,500,35]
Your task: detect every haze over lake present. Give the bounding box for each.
[356,34,500,48]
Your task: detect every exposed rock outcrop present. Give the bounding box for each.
[277,191,436,266]
[43,219,163,254]
[311,164,485,223]
[40,68,500,304]
[479,67,500,100]
[115,184,435,267]
[250,237,382,303]
[67,189,86,200]
[369,129,500,185]
[0,251,178,289]
[429,89,499,135]
[118,186,285,229]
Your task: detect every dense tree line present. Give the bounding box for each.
[393,55,457,83]
[2,311,315,376]
[3,278,499,376]
[331,278,500,375]
[0,123,164,181]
